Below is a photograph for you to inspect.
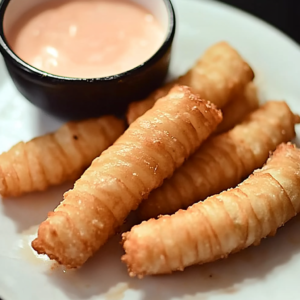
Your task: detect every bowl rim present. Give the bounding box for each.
[0,0,176,82]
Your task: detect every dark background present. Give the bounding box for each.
[221,0,300,44]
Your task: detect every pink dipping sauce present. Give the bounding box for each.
[6,0,165,78]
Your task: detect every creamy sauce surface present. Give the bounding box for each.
[6,0,165,78]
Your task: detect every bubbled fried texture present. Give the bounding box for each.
[137,101,296,220]
[31,86,222,268]
[126,41,254,124]
[0,116,125,198]
[122,143,300,277]
[214,82,259,134]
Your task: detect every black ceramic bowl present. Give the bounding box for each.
[0,0,175,120]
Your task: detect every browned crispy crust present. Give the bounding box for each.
[0,116,125,198]
[137,101,296,220]
[122,143,300,277]
[32,85,222,268]
[126,41,254,124]
[214,82,259,134]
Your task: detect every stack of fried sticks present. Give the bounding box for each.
[1,42,300,278]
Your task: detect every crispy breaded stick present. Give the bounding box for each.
[122,143,300,277]
[137,101,296,220]
[215,82,259,134]
[0,116,125,198]
[126,42,254,124]
[31,86,222,268]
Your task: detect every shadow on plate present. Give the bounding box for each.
[43,214,300,300]
[0,57,8,89]
[35,107,64,136]
[1,181,73,232]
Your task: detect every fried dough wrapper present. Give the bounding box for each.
[214,82,259,134]
[127,41,254,124]
[137,101,297,220]
[31,86,222,268]
[122,143,300,277]
[0,116,125,198]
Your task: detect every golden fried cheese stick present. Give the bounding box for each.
[137,101,297,220]
[0,116,125,198]
[126,41,254,124]
[215,82,259,134]
[122,143,300,277]
[32,86,222,268]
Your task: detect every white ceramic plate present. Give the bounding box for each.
[1,0,300,299]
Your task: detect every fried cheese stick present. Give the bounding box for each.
[0,116,125,198]
[32,86,222,268]
[214,82,259,134]
[137,101,297,220]
[122,143,300,277]
[126,42,254,124]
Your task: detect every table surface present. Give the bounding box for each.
[220,0,300,44]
